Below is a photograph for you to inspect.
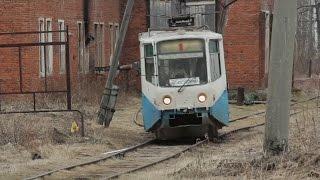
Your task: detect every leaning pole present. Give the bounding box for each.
[264,0,297,154]
[97,0,135,126]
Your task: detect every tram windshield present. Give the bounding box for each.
[157,39,208,87]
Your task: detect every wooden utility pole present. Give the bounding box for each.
[264,0,297,154]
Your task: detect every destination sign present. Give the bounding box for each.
[168,16,195,27]
[169,77,200,87]
[158,39,204,54]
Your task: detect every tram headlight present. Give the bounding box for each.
[163,96,172,105]
[198,93,207,103]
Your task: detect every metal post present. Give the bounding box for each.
[264,11,271,87]
[125,70,130,92]
[308,58,312,78]
[80,113,85,137]
[292,37,298,89]
[264,0,297,154]
[317,3,320,52]
[44,45,48,92]
[0,81,2,111]
[33,93,36,111]
[237,87,245,106]
[65,26,72,110]
[18,47,23,93]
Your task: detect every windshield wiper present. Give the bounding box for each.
[177,77,192,93]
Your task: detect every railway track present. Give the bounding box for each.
[24,122,267,180]
[25,96,319,180]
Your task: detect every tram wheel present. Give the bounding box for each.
[208,124,219,141]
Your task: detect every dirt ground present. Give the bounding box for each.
[0,91,319,179]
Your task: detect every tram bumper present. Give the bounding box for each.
[154,108,211,139]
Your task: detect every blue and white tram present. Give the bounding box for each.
[139,30,229,140]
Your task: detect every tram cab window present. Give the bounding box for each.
[209,40,221,82]
[144,44,155,84]
[157,39,208,87]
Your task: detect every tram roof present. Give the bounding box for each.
[139,30,223,43]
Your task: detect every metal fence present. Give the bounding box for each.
[0,28,85,136]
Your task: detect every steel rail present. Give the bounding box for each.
[24,139,155,180]
[106,138,209,179]
[106,123,268,180]
[22,118,296,180]
[230,95,319,123]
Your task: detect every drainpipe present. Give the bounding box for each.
[146,0,150,28]
[84,0,90,45]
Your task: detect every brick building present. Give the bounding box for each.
[0,0,147,93]
[224,0,269,88]
[0,0,272,95]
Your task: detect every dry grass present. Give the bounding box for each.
[0,81,141,144]
[0,98,81,149]
[0,88,150,178]
[0,115,55,147]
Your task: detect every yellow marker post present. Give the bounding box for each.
[71,121,79,133]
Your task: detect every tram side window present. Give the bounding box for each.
[209,40,221,81]
[144,44,155,84]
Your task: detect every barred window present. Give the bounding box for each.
[209,40,221,82]
[144,44,155,84]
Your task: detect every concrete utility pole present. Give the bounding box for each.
[264,0,297,154]
[97,0,135,126]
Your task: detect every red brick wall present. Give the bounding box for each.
[0,0,120,94]
[88,0,120,69]
[224,0,264,89]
